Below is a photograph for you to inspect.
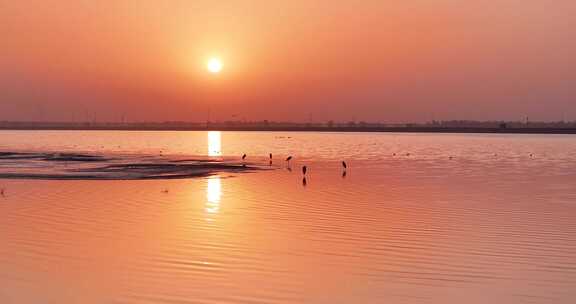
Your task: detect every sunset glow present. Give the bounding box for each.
[2,2,576,304]
[208,131,222,156]
[206,176,221,214]
[1,1,574,122]
[207,58,223,74]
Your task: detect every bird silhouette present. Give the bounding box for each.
[242,154,247,160]
[286,156,292,162]
[269,153,273,159]
[302,165,307,175]
[342,161,347,170]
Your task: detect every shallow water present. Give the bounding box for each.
[1,131,575,303]
[0,151,254,180]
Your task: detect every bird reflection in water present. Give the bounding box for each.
[205,176,221,214]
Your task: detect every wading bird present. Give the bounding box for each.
[302,165,307,175]
[242,154,247,160]
[342,161,347,170]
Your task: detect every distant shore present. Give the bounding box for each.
[1,122,576,134]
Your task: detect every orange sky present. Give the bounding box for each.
[1,0,575,122]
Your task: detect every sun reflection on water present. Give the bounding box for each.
[207,131,222,156]
[205,176,221,214]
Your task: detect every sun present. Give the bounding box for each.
[207,58,223,74]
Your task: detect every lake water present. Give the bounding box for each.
[1,131,575,303]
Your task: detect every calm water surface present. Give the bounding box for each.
[0,131,575,303]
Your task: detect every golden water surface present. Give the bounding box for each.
[0,131,575,303]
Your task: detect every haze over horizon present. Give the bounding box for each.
[1,0,575,123]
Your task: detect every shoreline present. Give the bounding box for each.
[1,125,576,134]
[0,151,259,180]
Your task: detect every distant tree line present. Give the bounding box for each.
[1,120,576,133]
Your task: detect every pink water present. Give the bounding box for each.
[1,131,575,303]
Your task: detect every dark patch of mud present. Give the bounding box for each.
[0,151,109,162]
[0,151,260,180]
